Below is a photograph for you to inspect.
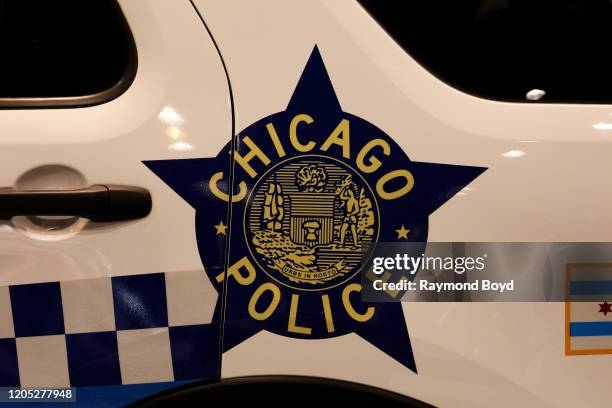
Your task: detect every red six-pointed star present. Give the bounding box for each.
[599,301,612,316]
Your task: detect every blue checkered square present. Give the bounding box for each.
[112,274,168,330]
[10,282,64,337]
[66,331,121,386]
[169,324,219,380]
[0,338,19,386]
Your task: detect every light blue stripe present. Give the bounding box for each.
[570,280,612,296]
[570,321,612,337]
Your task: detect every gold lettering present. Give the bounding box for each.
[376,169,414,200]
[364,268,404,298]
[342,283,375,322]
[321,294,335,333]
[356,139,390,173]
[248,283,281,320]
[216,256,256,285]
[209,172,247,203]
[234,136,270,178]
[266,123,286,158]
[288,294,312,335]
[321,119,350,159]
[289,114,316,152]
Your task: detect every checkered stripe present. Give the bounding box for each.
[0,271,220,387]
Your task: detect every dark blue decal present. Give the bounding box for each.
[144,46,485,372]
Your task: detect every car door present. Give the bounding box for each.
[0,0,231,405]
[193,1,612,407]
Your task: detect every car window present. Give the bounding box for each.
[359,0,612,103]
[0,0,136,107]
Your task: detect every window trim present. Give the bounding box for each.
[0,0,138,109]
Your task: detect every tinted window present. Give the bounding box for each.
[359,0,612,103]
[0,0,136,106]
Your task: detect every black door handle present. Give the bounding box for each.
[0,184,152,222]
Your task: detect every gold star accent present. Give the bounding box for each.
[395,225,410,240]
[214,221,228,235]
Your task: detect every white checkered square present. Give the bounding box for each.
[61,277,115,334]
[16,335,69,388]
[165,270,216,326]
[0,286,14,339]
[117,328,174,384]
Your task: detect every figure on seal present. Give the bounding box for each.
[338,180,360,249]
[263,180,284,231]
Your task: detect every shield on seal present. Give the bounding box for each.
[288,192,335,247]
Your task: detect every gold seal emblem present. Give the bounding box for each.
[245,155,380,290]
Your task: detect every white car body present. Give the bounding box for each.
[0,1,610,406]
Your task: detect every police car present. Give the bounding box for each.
[1,1,611,407]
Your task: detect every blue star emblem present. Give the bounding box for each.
[144,46,485,372]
